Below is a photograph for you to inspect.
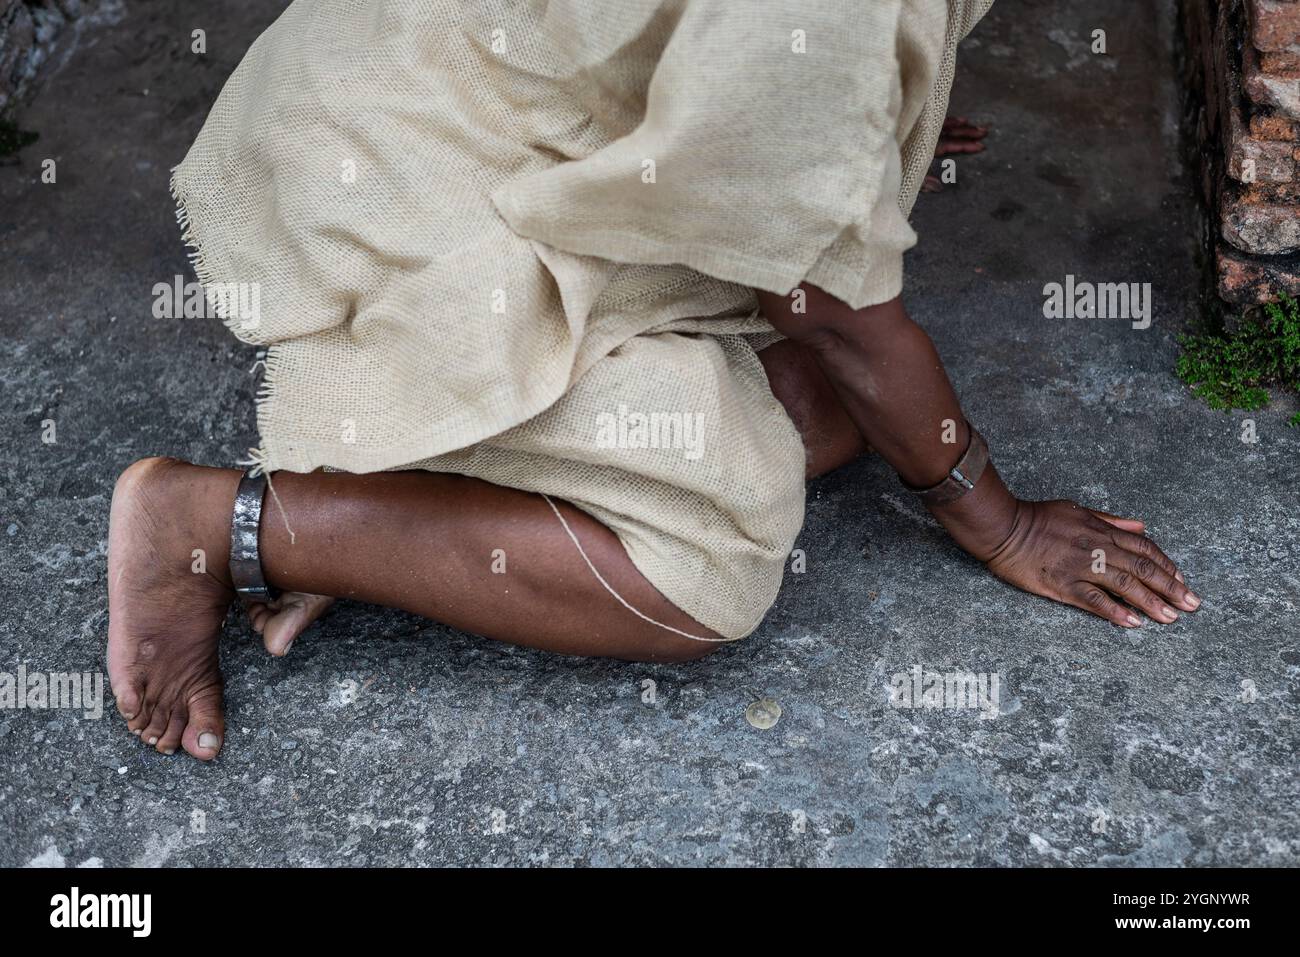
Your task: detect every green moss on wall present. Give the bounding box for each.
[1177,296,1300,426]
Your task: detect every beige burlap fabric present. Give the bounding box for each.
[171,0,993,639]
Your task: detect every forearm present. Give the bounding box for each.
[756,286,1018,560]
[758,284,1199,626]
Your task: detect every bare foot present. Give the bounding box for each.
[107,457,238,760]
[923,115,989,192]
[245,592,334,656]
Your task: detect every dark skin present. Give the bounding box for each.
[756,287,1201,629]
[105,117,1200,762]
[923,116,989,192]
[104,336,879,759]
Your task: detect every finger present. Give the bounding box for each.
[935,126,982,141]
[935,140,987,156]
[922,174,943,193]
[1086,515,1170,574]
[1107,531,1200,611]
[1087,508,1146,533]
[943,116,988,134]
[1093,565,1179,623]
[1065,583,1142,628]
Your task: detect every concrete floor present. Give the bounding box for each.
[2,0,1297,867]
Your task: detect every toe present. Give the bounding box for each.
[181,683,225,761]
[113,678,143,724]
[156,710,186,755]
[127,696,155,736]
[263,604,306,656]
[142,704,171,748]
[262,594,333,656]
[243,598,270,634]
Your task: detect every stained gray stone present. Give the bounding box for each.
[0,0,1296,867]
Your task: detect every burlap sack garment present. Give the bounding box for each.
[171,0,994,639]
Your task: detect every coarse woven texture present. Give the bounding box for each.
[170,0,992,638]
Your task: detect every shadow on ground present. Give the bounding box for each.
[1,0,1297,866]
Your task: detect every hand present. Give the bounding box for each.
[982,499,1201,627]
[923,115,989,192]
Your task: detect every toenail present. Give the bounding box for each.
[162,749,175,755]
[147,736,158,745]
[282,640,294,656]
[131,728,141,736]
[199,732,220,750]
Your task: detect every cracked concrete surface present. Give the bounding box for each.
[1,0,1297,866]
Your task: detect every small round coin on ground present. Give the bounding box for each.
[745,698,782,730]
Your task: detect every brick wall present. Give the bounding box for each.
[1184,0,1300,304]
[0,0,94,116]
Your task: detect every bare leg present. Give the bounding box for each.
[106,339,868,759]
[240,339,869,657]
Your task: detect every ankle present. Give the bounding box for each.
[161,459,243,591]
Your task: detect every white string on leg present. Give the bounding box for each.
[541,494,733,644]
[237,447,297,545]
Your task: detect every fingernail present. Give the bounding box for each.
[1161,606,1179,621]
[147,736,158,746]
[1125,614,1141,627]
[1184,592,1200,609]
[282,639,294,657]
[198,732,220,750]
[1175,570,1184,583]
